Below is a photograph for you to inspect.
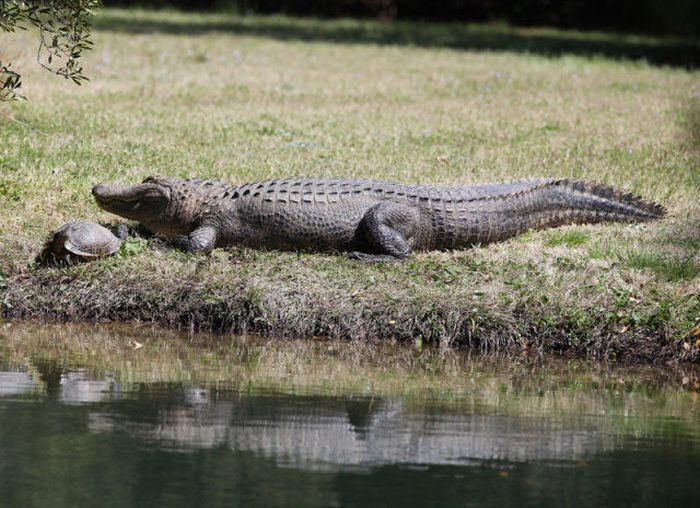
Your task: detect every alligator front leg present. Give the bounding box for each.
[348,202,420,262]
[171,225,218,254]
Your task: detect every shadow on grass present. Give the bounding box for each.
[683,95,700,153]
[93,10,700,68]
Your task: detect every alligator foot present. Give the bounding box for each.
[170,225,218,253]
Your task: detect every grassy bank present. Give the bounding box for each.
[1,9,699,363]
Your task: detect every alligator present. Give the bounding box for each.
[92,176,665,262]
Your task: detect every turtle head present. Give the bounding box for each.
[93,176,173,227]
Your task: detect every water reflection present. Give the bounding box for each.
[60,370,121,404]
[0,325,698,507]
[86,392,617,470]
[0,367,38,396]
[0,362,621,470]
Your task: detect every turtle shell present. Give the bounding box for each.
[43,220,123,261]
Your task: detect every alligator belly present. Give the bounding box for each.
[234,199,373,252]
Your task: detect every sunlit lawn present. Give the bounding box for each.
[0,9,698,361]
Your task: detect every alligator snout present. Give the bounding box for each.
[92,183,110,202]
[92,183,136,203]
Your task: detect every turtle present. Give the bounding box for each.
[38,220,127,264]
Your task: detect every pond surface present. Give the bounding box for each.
[0,323,698,507]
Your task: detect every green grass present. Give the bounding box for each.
[0,8,699,363]
[544,230,590,248]
[617,248,700,282]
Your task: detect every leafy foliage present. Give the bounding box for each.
[0,0,100,101]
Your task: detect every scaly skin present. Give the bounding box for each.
[92,176,665,261]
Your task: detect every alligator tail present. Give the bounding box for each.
[549,178,666,222]
[465,178,666,243]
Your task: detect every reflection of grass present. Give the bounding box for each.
[0,8,699,363]
[0,323,695,393]
[1,323,698,437]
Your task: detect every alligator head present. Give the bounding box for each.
[92,176,180,235]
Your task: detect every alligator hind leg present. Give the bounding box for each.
[348,202,420,262]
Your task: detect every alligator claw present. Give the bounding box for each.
[347,251,403,263]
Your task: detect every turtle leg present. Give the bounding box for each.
[114,223,129,241]
[172,225,218,254]
[348,202,419,262]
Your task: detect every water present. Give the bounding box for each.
[0,323,698,507]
